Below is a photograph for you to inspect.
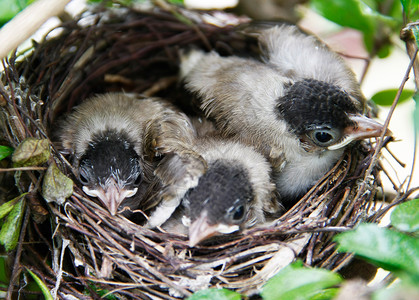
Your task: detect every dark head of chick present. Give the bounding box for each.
[78,130,143,215]
[186,159,255,247]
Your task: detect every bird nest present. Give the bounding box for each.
[0,3,399,299]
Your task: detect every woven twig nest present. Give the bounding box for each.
[0,4,397,299]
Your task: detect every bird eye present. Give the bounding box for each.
[315,131,333,143]
[308,128,340,147]
[231,204,245,222]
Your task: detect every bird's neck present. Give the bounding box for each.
[274,147,344,202]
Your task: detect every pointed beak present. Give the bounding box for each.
[188,211,240,247]
[328,114,392,150]
[189,211,219,247]
[83,179,138,215]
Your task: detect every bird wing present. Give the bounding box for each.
[180,49,290,161]
[143,152,206,228]
[140,100,207,228]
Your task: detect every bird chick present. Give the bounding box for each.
[180,24,391,204]
[141,118,215,228]
[159,136,280,247]
[59,92,200,215]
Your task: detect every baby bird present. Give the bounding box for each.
[59,92,201,215]
[154,119,281,246]
[181,24,390,204]
[185,138,279,247]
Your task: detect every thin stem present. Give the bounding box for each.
[355,49,417,203]
[0,167,47,172]
[406,129,417,191]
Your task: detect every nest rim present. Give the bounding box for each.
[0,4,400,299]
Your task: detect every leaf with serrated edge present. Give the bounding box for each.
[0,196,25,251]
[42,163,73,205]
[12,138,50,167]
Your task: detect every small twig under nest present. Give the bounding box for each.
[0,4,407,299]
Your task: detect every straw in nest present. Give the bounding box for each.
[0,3,404,299]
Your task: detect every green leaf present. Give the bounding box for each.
[167,0,184,4]
[400,0,419,20]
[0,195,25,251]
[0,200,17,220]
[0,146,13,161]
[87,0,151,4]
[12,138,50,167]
[42,163,73,205]
[362,31,375,55]
[0,193,26,219]
[311,0,373,33]
[0,256,9,283]
[310,0,396,34]
[386,0,404,20]
[0,0,33,26]
[310,0,398,55]
[188,288,242,300]
[376,42,392,59]
[390,199,419,232]
[334,224,419,282]
[86,282,119,300]
[26,269,53,300]
[261,260,342,300]
[310,288,340,300]
[370,88,414,106]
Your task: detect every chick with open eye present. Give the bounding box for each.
[185,138,280,247]
[153,118,281,246]
[59,92,203,216]
[180,24,391,205]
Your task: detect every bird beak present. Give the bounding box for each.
[82,180,138,215]
[189,211,219,247]
[328,114,392,151]
[189,211,240,247]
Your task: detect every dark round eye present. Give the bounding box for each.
[308,128,340,147]
[315,131,333,143]
[231,204,245,222]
